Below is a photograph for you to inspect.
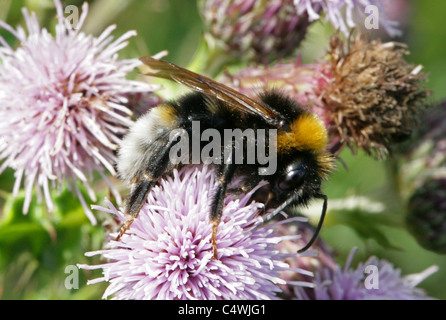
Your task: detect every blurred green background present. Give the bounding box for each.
[0,0,445,299]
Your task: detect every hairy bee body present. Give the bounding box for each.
[116,57,334,258]
[119,90,330,203]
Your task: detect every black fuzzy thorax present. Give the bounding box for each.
[163,90,324,208]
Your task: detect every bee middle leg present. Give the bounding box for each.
[210,148,236,259]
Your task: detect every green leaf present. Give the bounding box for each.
[0,183,106,299]
[329,208,401,250]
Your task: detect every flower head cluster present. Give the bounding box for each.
[224,35,428,158]
[0,0,158,223]
[296,248,438,300]
[323,35,427,158]
[79,166,312,300]
[275,222,337,299]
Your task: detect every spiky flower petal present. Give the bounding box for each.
[294,0,402,37]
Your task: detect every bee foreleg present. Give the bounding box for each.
[263,191,301,222]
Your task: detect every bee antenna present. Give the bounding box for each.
[297,194,328,253]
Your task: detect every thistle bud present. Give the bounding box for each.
[398,102,446,254]
[407,177,446,254]
[199,0,311,62]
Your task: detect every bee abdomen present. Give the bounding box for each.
[117,104,179,184]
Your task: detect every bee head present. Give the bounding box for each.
[271,149,334,206]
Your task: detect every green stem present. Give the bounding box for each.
[186,36,235,78]
[0,0,12,21]
[82,0,135,35]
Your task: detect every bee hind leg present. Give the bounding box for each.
[116,130,184,241]
[116,179,153,241]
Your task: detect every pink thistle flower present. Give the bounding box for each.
[275,222,337,298]
[78,166,314,300]
[0,0,159,223]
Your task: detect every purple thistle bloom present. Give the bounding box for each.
[294,0,402,37]
[296,248,438,300]
[0,0,158,223]
[78,166,314,300]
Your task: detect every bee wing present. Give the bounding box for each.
[140,56,283,127]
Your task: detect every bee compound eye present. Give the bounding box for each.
[278,119,290,130]
[277,168,306,191]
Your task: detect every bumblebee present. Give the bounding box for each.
[117,57,334,259]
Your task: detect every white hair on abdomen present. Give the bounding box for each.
[117,106,178,184]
